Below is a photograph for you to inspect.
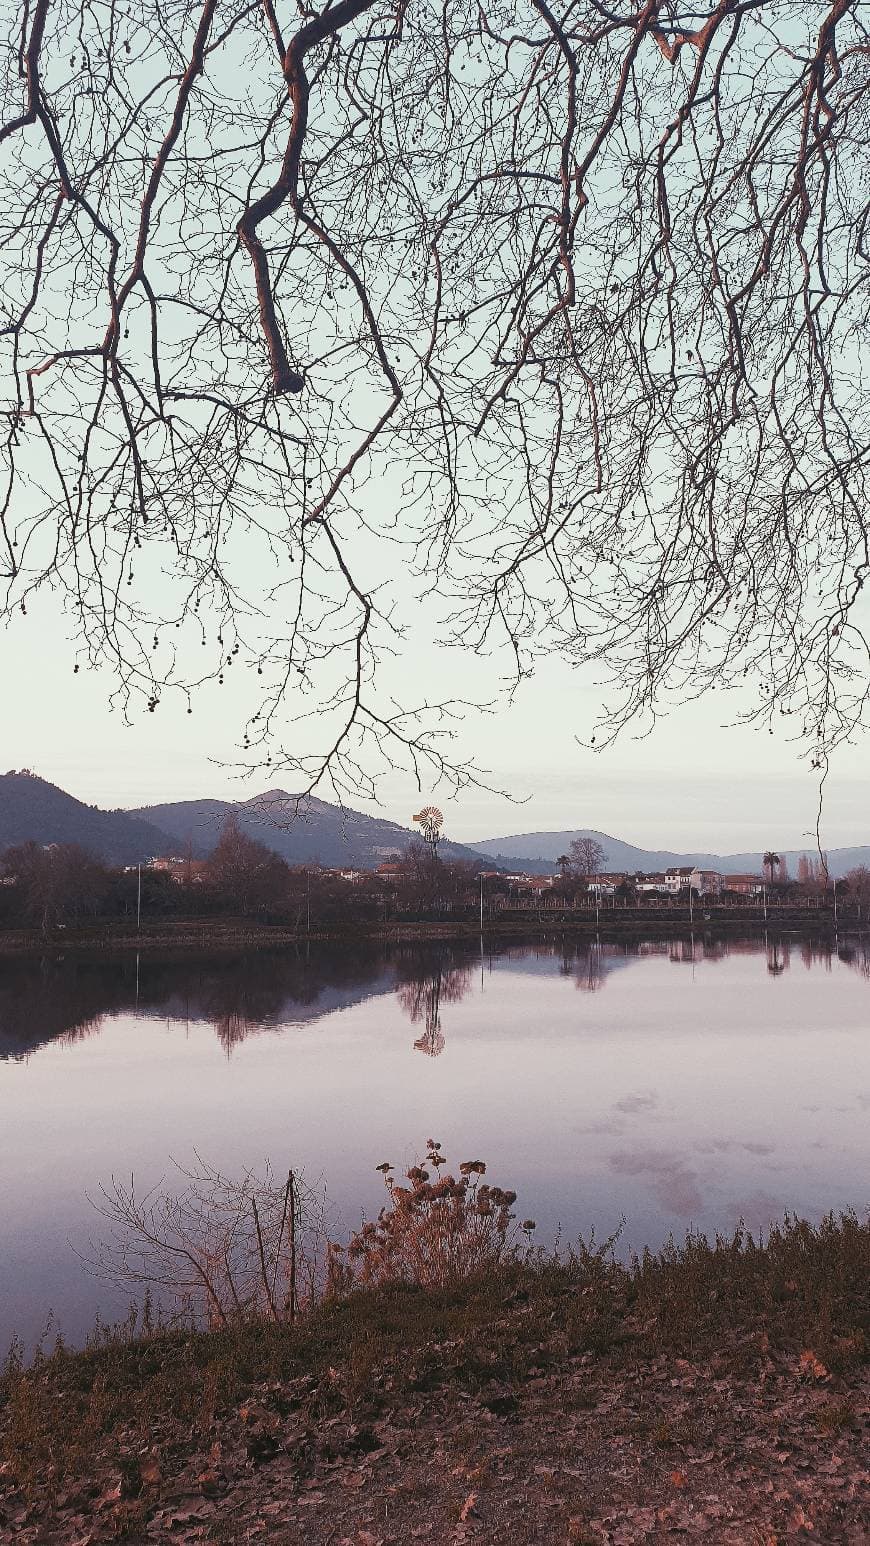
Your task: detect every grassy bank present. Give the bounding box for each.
[3,1213,868,1543]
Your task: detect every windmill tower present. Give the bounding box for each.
[412,805,443,859]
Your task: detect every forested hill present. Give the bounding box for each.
[0,772,174,866]
[1,775,487,869]
[130,790,489,870]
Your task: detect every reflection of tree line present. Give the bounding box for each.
[512,933,870,986]
[633,933,870,979]
[2,934,869,1062]
[395,932,870,1044]
[0,947,391,1060]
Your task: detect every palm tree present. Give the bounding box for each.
[556,854,572,877]
[762,851,781,885]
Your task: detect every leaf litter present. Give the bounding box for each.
[2,1315,868,1544]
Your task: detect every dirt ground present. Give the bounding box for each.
[4,1316,868,1545]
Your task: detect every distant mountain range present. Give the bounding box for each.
[1,773,867,879]
[0,773,487,871]
[472,828,869,881]
[130,790,489,870]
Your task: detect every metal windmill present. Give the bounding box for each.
[413,805,443,858]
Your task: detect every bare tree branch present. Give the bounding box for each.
[1,0,869,799]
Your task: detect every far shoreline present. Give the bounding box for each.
[0,906,863,957]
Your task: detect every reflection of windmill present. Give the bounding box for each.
[404,970,445,1057]
[413,805,443,858]
[414,1022,445,1058]
[410,966,445,1056]
[396,952,473,1057]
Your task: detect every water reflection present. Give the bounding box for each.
[576,942,606,992]
[394,947,474,1057]
[767,939,790,975]
[0,947,392,1060]
[2,931,869,1353]
[2,932,870,1061]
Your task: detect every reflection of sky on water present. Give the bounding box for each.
[1,936,868,1350]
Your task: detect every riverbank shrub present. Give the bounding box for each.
[86,1146,529,1325]
[86,1158,328,1330]
[1,1207,868,1496]
[329,1143,532,1292]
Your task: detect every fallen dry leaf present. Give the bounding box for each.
[799,1351,830,1381]
[459,1491,480,1521]
[139,1457,162,1490]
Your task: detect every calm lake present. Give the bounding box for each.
[2,934,869,1352]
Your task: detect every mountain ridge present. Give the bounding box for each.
[130,789,491,870]
[1,773,866,878]
[0,771,177,865]
[472,828,868,881]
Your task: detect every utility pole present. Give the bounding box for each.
[137,862,142,931]
[478,872,485,932]
[306,868,311,937]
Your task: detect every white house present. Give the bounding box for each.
[664,866,693,892]
[581,872,625,898]
[634,872,669,894]
[664,866,722,895]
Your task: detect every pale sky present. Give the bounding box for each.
[4,589,866,853]
[2,9,867,860]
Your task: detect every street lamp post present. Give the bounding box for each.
[478,872,485,932]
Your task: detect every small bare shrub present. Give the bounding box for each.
[329,1141,533,1292]
[86,1157,326,1329]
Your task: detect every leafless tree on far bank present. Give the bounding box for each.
[569,835,607,877]
[3,1,870,802]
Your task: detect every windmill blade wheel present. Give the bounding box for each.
[413,806,443,828]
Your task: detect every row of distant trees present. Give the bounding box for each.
[0,819,482,933]
[2,819,870,934]
[552,838,870,905]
